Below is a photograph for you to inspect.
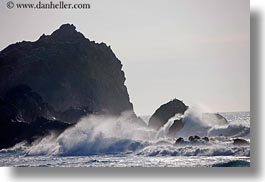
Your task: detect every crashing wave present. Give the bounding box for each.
[10,109,249,157]
[171,109,250,138]
[26,113,153,156]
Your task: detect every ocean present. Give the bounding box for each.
[0,111,250,167]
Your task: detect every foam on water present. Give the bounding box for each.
[1,109,250,163]
[137,143,250,157]
[173,108,250,138]
[26,112,155,156]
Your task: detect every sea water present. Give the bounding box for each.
[0,112,250,167]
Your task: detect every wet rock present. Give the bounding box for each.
[2,116,71,149]
[148,99,188,130]
[188,136,195,142]
[174,137,184,145]
[233,138,249,146]
[212,160,250,167]
[57,107,91,124]
[0,85,72,149]
[173,136,211,146]
[0,85,56,123]
[202,136,209,142]
[188,135,201,143]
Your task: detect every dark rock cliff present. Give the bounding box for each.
[0,84,72,149]
[0,24,133,115]
[0,24,140,149]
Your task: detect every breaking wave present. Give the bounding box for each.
[26,112,154,156]
[2,109,250,157]
[174,108,250,138]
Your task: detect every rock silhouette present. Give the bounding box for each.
[0,24,141,149]
[0,24,133,115]
[148,99,188,130]
[0,85,72,149]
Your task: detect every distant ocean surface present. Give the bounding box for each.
[0,112,250,167]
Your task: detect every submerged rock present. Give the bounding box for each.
[148,99,188,130]
[174,137,184,145]
[212,160,250,167]
[202,136,209,142]
[233,138,249,146]
[174,136,210,146]
[189,135,202,142]
[188,136,195,142]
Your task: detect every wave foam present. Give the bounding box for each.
[172,108,250,138]
[20,110,250,157]
[137,144,250,157]
[26,112,153,156]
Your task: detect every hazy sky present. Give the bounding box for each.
[0,0,249,115]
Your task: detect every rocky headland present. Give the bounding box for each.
[0,24,143,149]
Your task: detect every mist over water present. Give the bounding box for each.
[23,109,249,156]
[27,112,154,156]
[0,109,250,167]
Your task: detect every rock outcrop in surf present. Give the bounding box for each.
[148,99,230,137]
[148,99,188,130]
[233,138,249,146]
[0,24,141,149]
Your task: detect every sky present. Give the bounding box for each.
[0,0,250,115]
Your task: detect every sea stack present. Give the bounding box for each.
[148,99,188,130]
[0,24,140,149]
